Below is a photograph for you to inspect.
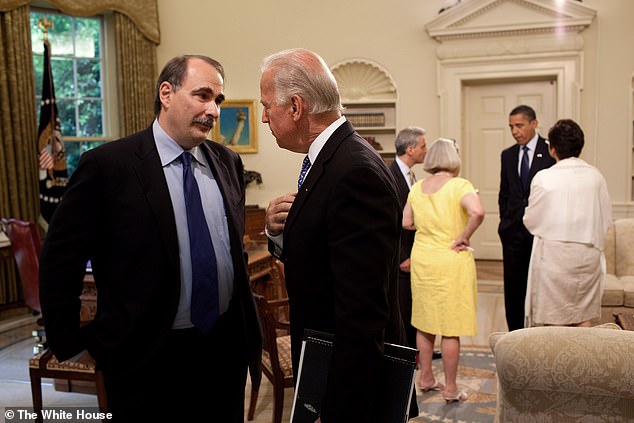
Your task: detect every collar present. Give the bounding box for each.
[525,133,539,151]
[553,157,586,168]
[395,156,411,175]
[153,119,207,167]
[307,115,346,164]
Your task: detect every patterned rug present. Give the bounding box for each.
[411,346,497,423]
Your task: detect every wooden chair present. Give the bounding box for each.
[1,218,107,421]
[273,259,288,299]
[248,293,293,423]
[29,350,107,420]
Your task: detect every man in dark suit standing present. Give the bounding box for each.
[388,126,427,348]
[261,48,405,423]
[498,104,555,331]
[39,55,261,420]
[388,126,427,419]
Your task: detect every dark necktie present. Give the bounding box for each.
[181,152,219,333]
[297,155,311,190]
[520,145,530,191]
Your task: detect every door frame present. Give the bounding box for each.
[436,53,582,259]
[437,53,582,145]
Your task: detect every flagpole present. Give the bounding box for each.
[37,17,56,183]
[36,17,69,227]
[37,17,52,43]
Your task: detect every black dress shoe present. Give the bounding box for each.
[432,351,442,360]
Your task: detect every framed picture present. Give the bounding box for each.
[212,99,258,153]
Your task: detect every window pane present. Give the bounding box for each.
[47,15,74,56]
[57,99,76,136]
[33,55,43,98]
[65,141,106,175]
[50,58,74,98]
[75,18,100,58]
[30,13,45,54]
[77,100,103,137]
[31,9,107,148]
[77,59,101,97]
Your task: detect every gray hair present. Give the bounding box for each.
[423,137,461,175]
[260,48,344,114]
[395,126,426,156]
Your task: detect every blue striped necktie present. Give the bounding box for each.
[181,152,219,333]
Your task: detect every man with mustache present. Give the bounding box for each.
[39,55,261,420]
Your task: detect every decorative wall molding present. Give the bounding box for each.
[331,58,397,102]
[426,0,595,44]
[612,203,634,219]
[436,52,583,137]
[424,0,596,147]
[435,32,584,60]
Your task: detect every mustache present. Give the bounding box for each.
[192,117,214,128]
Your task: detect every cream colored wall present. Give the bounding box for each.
[581,0,634,214]
[156,0,634,213]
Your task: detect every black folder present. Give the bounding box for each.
[290,330,417,423]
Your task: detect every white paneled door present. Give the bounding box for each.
[462,79,557,259]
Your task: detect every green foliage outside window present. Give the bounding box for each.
[30,10,106,174]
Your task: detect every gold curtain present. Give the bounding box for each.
[0,5,38,221]
[0,5,38,304]
[115,12,157,135]
[0,0,158,306]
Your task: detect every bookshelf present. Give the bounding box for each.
[331,59,398,158]
[342,101,397,156]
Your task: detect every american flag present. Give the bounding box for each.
[37,38,68,225]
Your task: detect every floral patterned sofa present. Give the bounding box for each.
[490,324,634,422]
[600,218,634,324]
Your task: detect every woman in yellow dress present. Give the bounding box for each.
[403,138,484,402]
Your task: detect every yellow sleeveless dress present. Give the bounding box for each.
[408,177,478,336]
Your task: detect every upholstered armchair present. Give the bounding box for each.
[601,217,634,323]
[490,324,634,422]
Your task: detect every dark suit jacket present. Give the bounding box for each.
[39,126,261,370]
[272,121,405,422]
[388,159,415,266]
[498,136,556,242]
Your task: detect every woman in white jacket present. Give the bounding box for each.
[523,119,611,327]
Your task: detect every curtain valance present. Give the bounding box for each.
[0,0,159,44]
